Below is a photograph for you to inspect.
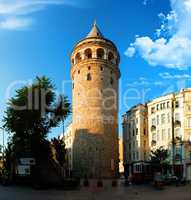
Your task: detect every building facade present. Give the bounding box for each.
[123,88,191,180]
[61,123,74,173]
[119,138,124,174]
[70,22,120,178]
[123,104,148,168]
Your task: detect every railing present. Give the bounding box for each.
[174,120,181,127]
[151,125,156,131]
[151,140,156,146]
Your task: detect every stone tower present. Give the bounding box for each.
[71,22,120,178]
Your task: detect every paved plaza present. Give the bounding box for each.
[0,183,191,200]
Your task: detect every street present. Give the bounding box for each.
[0,183,191,200]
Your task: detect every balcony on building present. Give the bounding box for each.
[151,125,156,132]
[174,120,181,127]
[151,140,157,146]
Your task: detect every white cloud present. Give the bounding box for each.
[125,0,191,69]
[0,17,32,30]
[0,0,75,30]
[159,72,191,79]
[126,77,165,87]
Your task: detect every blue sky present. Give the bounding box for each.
[0,0,191,143]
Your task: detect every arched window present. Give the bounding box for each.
[72,58,74,65]
[75,52,82,64]
[87,73,92,81]
[84,48,92,59]
[96,48,105,59]
[108,52,115,63]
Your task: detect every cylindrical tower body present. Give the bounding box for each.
[71,23,120,178]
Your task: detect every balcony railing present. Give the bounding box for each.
[151,140,156,146]
[174,120,181,127]
[151,125,156,131]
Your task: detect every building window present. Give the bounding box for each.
[72,83,74,89]
[88,66,91,70]
[84,48,92,59]
[75,52,82,63]
[168,128,171,140]
[188,117,191,128]
[157,130,160,140]
[108,51,114,62]
[157,115,159,125]
[100,66,103,71]
[132,129,135,136]
[136,152,139,160]
[167,113,170,123]
[110,77,113,85]
[136,128,138,135]
[167,101,170,108]
[152,132,156,141]
[161,114,165,124]
[175,101,179,108]
[78,70,80,74]
[97,48,105,59]
[175,128,181,138]
[162,129,166,141]
[152,118,156,126]
[87,73,91,81]
[151,107,155,114]
[144,128,146,135]
[157,104,159,110]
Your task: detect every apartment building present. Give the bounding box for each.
[123,104,148,168]
[123,88,191,180]
[61,123,74,172]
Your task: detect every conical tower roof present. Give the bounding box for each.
[86,21,104,38]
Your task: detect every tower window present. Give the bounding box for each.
[75,52,82,63]
[87,73,92,81]
[72,83,74,89]
[108,52,114,62]
[88,66,91,70]
[78,70,80,74]
[100,66,103,71]
[110,77,113,85]
[96,48,104,59]
[84,48,92,59]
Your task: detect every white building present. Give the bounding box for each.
[123,88,191,180]
[60,123,74,172]
[123,104,148,167]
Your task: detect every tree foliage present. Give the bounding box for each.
[3,76,71,166]
[150,147,169,164]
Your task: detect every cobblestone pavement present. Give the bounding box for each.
[0,183,191,200]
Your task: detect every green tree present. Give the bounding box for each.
[3,76,71,166]
[150,147,169,164]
